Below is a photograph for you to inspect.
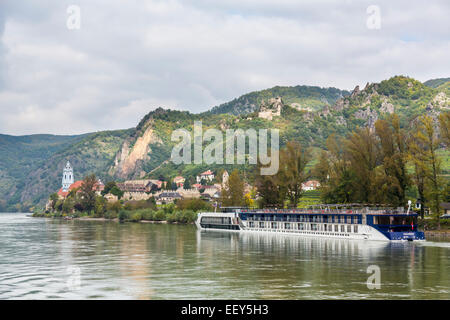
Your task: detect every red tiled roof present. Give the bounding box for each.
[200,170,213,175]
[57,180,101,198]
[70,180,84,189]
[57,189,68,197]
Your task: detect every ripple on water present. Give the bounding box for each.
[0,213,449,299]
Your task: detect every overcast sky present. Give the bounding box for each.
[0,0,449,135]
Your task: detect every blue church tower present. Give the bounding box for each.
[62,161,74,192]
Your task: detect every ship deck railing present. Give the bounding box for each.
[238,207,409,215]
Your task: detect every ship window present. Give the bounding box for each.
[347,225,351,233]
[354,225,358,233]
[249,222,254,228]
[271,222,278,229]
[201,217,231,225]
[340,225,345,232]
[311,224,318,231]
[346,216,352,224]
[259,222,264,228]
[334,225,339,232]
[340,216,345,223]
[285,223,291,230]
[324,224,327,231]
[392,216,417,225]
[374,216,391,225]
[298,223,304,230]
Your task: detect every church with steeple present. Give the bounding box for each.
[62,161,74,192]
[56,161,104,199]
[57,161,81,198]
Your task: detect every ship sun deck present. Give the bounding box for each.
[196,205,425,241]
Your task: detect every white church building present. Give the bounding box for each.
[62,161,74,192]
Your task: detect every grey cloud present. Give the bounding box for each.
[0,0,449,135]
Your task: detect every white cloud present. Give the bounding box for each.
[0,0,449,135]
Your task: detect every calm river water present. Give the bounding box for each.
[0,213,448,299]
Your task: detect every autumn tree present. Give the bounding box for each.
[409,115,445,228]
[62,197,74,214]
[255,165,283,208]
[374,115,410,206]
[94,196,107,217]
[277,141,311,207]
[220,169,245,207]
[244,192,255,208]
[312,150,330,185]
[344,127,380,203]
[79,174,98,213]
[316,134,355,203]
[49,193,59,211]
[439,111,450,148]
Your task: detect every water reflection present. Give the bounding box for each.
[0,213,448,299]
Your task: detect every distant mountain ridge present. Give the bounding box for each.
[209,85,350,115]
[0,75,448,212]
[424,77,450,88]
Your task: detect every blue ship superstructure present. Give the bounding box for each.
[197,204,425,241]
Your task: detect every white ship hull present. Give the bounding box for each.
[196,212,392,241]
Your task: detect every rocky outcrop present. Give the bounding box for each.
[335,116,347,126]
[350,85,360,98]
[110,123,162,179]
[427,92,450,110]
[354,106,378,130]
[333,98,349,111]
[380,97,394,114]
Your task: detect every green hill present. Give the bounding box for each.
[209,85,350,115]
[0,76,448,212]
[424,77,450,88]
[0,134,87,211]
[0,131,131,212]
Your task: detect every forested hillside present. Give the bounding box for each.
[209,85,350,115]
[0,75,448,212]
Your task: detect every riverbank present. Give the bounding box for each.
[75,216,193,224]
[424,230,450,238]
[32,208,197,225]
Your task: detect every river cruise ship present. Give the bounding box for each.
[195,204,425,241]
